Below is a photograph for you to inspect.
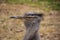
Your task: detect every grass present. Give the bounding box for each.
[6,0,60,10]
[0,0,60,40]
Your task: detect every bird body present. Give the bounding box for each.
[10,12,43,40]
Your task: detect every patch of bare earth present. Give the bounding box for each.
[0,3,60,40]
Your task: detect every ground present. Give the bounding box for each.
[0,3,60,40]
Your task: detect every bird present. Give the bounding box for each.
[10,12,43,40]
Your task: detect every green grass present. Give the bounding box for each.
[6,0,60,10]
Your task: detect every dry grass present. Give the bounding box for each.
[0,4,60,40]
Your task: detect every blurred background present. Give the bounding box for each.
[0,0,60,40]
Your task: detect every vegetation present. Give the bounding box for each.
[0,0,60,40]
[5,0,60,10]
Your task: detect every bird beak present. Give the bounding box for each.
[10,16,37,19]
[10,16,24,19]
